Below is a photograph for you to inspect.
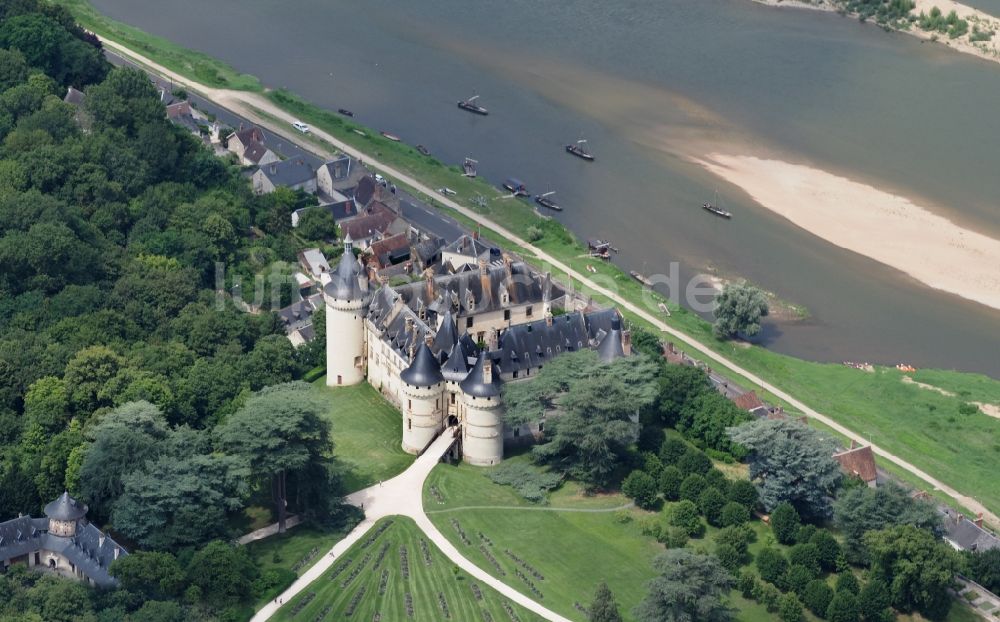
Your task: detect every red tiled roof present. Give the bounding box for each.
[833,445,877,483]
[733,390,765,411]
[342,203,397,241]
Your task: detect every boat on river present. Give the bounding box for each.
[381,131,401,142]
[702,202,732,219]
[416,144,431,156]
[503,177,529,197]
[338,108,354,117]
[463,157,478,177]
[565,139,595,161]
[630,270,653,286]
[535,191,562,211]
[457,94,489,115]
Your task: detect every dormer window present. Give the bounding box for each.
[501,290,510,305]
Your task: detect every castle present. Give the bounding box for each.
[323,235,631,465]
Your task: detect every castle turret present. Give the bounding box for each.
[597,313,627,362]
[400,341,445,454]
[460,352,504,466]
[325,234,368,386]
[44,491,87,538]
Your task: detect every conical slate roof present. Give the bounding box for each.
[44,491,87,522]
[460,351,502,398]
[400,342,443,387]
[597,314,626,362]
[326,244,363,300]
[441,340,471,382]
[432,310,459,353]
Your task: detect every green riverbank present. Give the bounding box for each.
[56,0,1000,522]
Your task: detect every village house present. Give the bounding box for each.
[0,492,127,588]
[340,202,408,249]
[227,126,266,161]
[252,156,318,195]
[832,441,879,488]
[290,198,357,229]
[241,140,280,167]
[441,234,499,271]
[316,155,369,199]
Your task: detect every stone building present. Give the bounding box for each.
[0,492,127,588]
[323,236,630,465]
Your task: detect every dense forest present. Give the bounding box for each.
[0,1,343,619]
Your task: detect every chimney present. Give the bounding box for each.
[478,258,488,276]
[408,342,416,362]
[404,316,414,333]
[472,230,479,240]
[114,547,120,560]
[270,163,277,175]
[483,357,493,383]
[488,327,498,352]
[545,313,553,327]
[850,439,859,450]
[975,513,984,528]
[99,533,105,548]
[239,122,244,130]
[623,328,632,356]
[425,333,434,347]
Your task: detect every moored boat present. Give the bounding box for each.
[503,177,529,197]
[463,157,478,177]
[416,144,431,156]
[565,139,595,161]
[630,270,653,287]
[534,191,562,211]
[338,108,354,117]
[381,131,401,142]
[702,202,732,219]
[457,94,489,115]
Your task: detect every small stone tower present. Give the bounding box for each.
[460,351,504,466]
[325,234,368,386]
[400,341,445,454]
[44,491,87,538]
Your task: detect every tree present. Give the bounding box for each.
[588,581,623,622]
[756,548,788,587]
[802,579,834,618]
[679,473,707,502]
[833,481,942,565]
[728,479,759,511]
[677,446,713,476]
[668,499,706,538]
[62,344,124,414]
[659,465,683,501]
[84,67,163,135]
[857,579,892,622]
[728,419,841,519]
[770,502,801,545]
[112,451,249,550]
[864,525,958,620]
[834,572,860,595]
[186,541,258,609]
[296,207,337,241]
[778,592,804,622]
[786,565,815,595]
[698,487,728,526]
[633,549,735,622]
[129,601,185,622]
[658,436,689,466]
[109,551,186,599]
[788,543,821,576]
[240,333,298,389]
[715,524,755,555]
[713,282,769,339]
[23,376,69,432]
[826,590,860,622]
[32,576,95,622]
[622,470,659,510]
[714,543,743,575]
[809,530,841,572]
[964,548,1000,593]
[720,501,750,527]
[656,364,712,426]
[215,381,332,532]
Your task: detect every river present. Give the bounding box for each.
[90,0,1000,376]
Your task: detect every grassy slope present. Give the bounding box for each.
[313,379,414,493]
[270,516,543,622]
[56,0,1000,518]
[245,525,353,609]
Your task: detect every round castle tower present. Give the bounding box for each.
[460,351,504,466]
[325,234,368,386]
[400,341,445,454]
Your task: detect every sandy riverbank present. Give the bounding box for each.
[692,154,1000,312]
[750,0,1000,67]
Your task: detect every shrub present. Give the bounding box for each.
[770,502,801,545]
[613,509,632,524]
[679,473,707,502]
[803,579,834,617]
[857,579,892,622]
[640,452,665,479]
[788,543,821,576]
[796,524,818,544]
[716,524,755,554]
[526,225,543,242]
[638,516,663,539]
[677,446,713,475]
[756,548,788,587]
[778,592,804,622]
[714,543,743,575]
[738,570,758,598]
[704,468,729,493]
[658,526,689,549]
[698,487,727,526]
[810,530,841,571]
[826,590,861,622]
[658,465,683,501]
[834,571,860,595]
[658,437,689,465]
[720,501,750,527]
[786,564,815,596]
[487,461,562,503]
[668,500,705,537]
[622,470,659,510]
[754,581,782,612]
[251,567,296,602]
[728,479,759,511]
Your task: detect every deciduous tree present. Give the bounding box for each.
[713,282,769,339]
[588,581,623,622]
[634,549,735,622]
[864,525,958,620]
[833,481,942,565]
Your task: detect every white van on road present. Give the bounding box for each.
[292,121,310,133]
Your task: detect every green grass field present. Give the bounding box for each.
[245,525,354,609]
[313,379,414,493]
[270,516,543,622]
[57,0,1000,519]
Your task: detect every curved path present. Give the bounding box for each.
[99,37,999,531]
[251,429,573,622]
[426,503,633,514]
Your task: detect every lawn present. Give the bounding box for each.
[60,0,1000,519]
[270,516,543,622]
[313,379,414,493]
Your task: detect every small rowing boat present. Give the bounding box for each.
[534,191,562,211]
[630,270,653,286]
[565,139,595,161]
[381,131,401,142]
[338,108,354,117]
[416,145,431,156]
[457,94,489,115]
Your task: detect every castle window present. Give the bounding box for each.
[355,356,362,368]
[408,418,412,430]
[513,427,520,437]
[503,310,510,321]
[435,398,439,409]
[408,399,412,410]
[466,317,474,328]
[526,305,533,317]
[513,370,519,378]
[451,393,456,404]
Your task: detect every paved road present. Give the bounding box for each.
[99,36,1000,532]
[251,430,573,622]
